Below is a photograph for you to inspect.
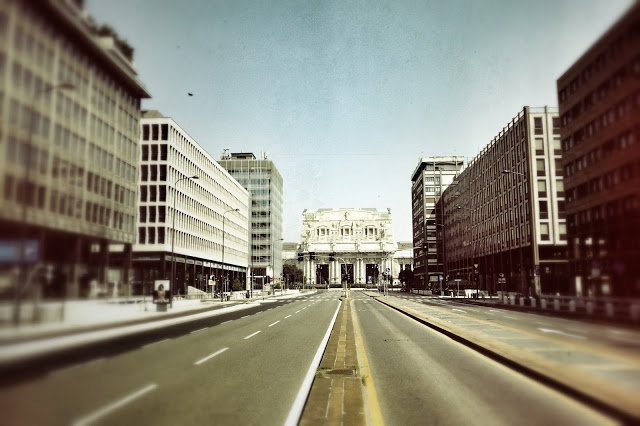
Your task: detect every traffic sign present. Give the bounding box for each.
[498,277,506,284]
[385,267,390,273]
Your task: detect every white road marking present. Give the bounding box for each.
[285,315,292,318]
[285,301,341,426]
[295,310,301,314]
[194,347,229,366]
[190,328,207,334]
[452,308,467,313]
[142,338,169,348]
[268,321,280,327]
[538,328,586,340]
[241,315,249,318]
[503,315,518,320]
[72,383,158,426]
[244,331,261,340]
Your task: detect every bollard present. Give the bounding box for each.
[569,300,576,312]
[553,299,560,311]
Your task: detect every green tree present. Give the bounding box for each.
[283,263,303,286]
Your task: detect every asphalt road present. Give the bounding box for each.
[0,292,341,426]
[352,291,617,426]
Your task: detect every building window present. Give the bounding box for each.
[556,180,565,196]
[535,138,545,155]
[536,159,546,176]
[553,138,562,154]
[552,117,560,134]
[160,144,168,160]
[151,124,158,140]
[558,223,567,240]
[554,159,564,176]
[540,223,550,240]
[158,227,165,244]
[151,145,158,161]
[149,186,156,202]
[141,165,148,181]
[539,201,549,219]
[140,185,147,202]
[142,124,149,140]
[537,180,547,197]
[161,124,168,140]
[149,206,156,222]
[139,206,146,223]
[141,145,148,161]
[138,227,146,244]
[534,117,544,135]
[159,185,166,202]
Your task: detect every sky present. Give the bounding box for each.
[86,0,634,242]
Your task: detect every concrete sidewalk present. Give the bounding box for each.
[367,292,640,423]
[0,290,312,368]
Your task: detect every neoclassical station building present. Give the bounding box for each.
[298,208,400,287]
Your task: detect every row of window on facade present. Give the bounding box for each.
[569,194,639,228]
[315,227,379,237]
[567,158,640,203]
[564,127,638,178]
[562,90,640,151]
[2,174,133,231]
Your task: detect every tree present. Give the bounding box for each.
[283,263,303,286]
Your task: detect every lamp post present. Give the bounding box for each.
[502,169,528,297]
[170,175,198,308]
[222,208,240,302]
[14,82,75,326]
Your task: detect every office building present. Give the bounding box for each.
[410,157,464,290]
[0,0,149,299]
[557,2,640,297]
[442,107,567,296]
[129,112,250,297]
[219,152,283,288]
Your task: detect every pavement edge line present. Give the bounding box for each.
[351,297,385,426]
[284,300,342,426]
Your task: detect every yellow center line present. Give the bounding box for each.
[351,299,385,426]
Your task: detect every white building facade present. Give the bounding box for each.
[132,111,250,296]
[298,208,398,288]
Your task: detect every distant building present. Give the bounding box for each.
[299,208,397,287]
[442,107,567,296]
[557,2,640,297]
[131,112,250,296]
[0,0,149,299]
[410,157,464,289]
[219,152,283,288]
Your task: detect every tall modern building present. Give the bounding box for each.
[0,0,149,300]
[557,2,640,297]
[410,157,464,290]
[299,208,397,287]
[129,112,250,297]
[219,152,283,288]
[442,107,567,296]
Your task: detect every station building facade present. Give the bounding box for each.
[298,208,398,288]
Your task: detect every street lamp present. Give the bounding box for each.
[222,208,240,302]
[171,175,198,308]
[14,82,75,325]
[502,169,528,298]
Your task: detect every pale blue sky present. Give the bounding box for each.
[87,0,633,241]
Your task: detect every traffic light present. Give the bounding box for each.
[329,252,335,261]
[297,253,303,261]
